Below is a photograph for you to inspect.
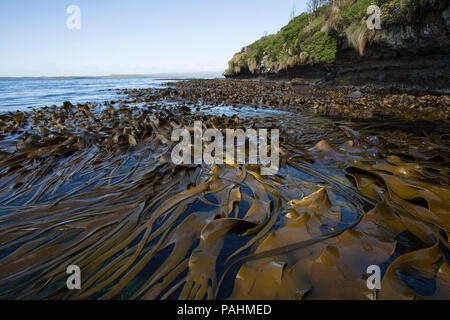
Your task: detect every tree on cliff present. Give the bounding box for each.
[307,0,330,13]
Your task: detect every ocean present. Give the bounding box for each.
[0,77,170,113]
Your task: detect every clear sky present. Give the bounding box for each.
[0,0,308,77]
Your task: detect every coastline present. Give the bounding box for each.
[0,78,449,300]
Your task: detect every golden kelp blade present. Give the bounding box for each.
[0,80,449,300]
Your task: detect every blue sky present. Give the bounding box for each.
[0,0,308,77]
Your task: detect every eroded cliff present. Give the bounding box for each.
[224,1,450,90]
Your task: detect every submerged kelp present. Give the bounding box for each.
[0,79,449,300]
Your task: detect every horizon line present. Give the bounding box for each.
[0,71,225,80]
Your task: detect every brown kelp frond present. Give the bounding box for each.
[0,79,449,300]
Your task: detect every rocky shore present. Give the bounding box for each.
[0,79,449,300]
[127,79,449,121]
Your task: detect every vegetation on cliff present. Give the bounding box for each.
[224,0,448,76]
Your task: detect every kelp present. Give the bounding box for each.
[0,79,449,300]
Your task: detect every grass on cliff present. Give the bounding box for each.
[304,31,338,64]
[226,0,447,75]
[377,0,447,25]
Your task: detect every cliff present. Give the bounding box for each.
[224,0,450,90]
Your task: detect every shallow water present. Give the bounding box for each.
[0,79,448,300]
[0,77,165,112]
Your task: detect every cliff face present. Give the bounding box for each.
[224,1,450,89]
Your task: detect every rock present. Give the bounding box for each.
[63,101,74,109]
[290,78,307,86]
[346,90,363,99]
[323,72,335,81]
[443,5,450,28]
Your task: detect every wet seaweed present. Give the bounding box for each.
[0,79,448,300]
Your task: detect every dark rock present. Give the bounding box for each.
[346,90,363,99]
[63,101,74,109]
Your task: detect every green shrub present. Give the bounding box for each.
[304,31,338,63]
[377,0,447,25]
[341,0,375,26]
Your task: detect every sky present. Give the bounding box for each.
[0,0,308,77]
